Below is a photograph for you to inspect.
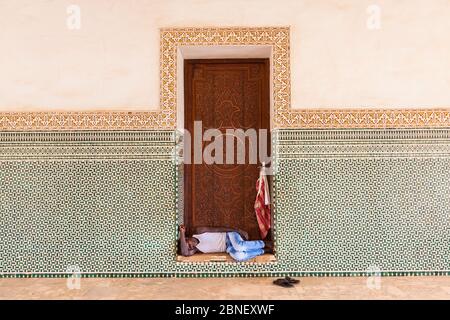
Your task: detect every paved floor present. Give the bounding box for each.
[0,276,449,300]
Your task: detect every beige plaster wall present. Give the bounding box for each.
[0,0,449,111]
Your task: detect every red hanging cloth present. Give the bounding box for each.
[254,165,271,239]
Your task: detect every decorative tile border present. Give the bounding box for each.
[0,131,175,160]
[1,271,448,279]
[279,109,450,128]
[0,112,172,131]
[274,128,450,159]
[0,130,176,143]
[275,128,450,141]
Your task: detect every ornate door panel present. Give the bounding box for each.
[184,59,270,240]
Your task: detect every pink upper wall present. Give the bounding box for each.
[0,0,450,111]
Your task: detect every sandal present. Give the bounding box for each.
[285,276,300,284]
[273,278,293,288]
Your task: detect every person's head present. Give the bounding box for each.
[186,237,199,250]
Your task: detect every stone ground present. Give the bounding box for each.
[0,276,449,300]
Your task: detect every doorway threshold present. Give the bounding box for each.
[177,253,276,263]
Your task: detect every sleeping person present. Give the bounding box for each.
[179,224,273,262]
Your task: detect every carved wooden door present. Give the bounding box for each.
[184,59,270,240]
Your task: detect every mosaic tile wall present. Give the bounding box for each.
[0,131,178,276]
[0,130,448,277]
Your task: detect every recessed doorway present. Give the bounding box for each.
[183,59,272,243]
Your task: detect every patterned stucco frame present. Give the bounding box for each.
[1,26,450,130]
[1,27,291,130]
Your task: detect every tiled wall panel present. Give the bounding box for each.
[0,130,448,277]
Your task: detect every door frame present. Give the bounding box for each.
[183,58,271,237]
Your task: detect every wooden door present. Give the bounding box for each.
[184,59,270,240]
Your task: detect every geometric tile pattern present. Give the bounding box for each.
[275,157,449,273]
[0,131,177,276]
[0,160,176,274]
[274,129,450,274]
[0,130,448,277]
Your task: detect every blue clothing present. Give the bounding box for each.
[225,232,265,262]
